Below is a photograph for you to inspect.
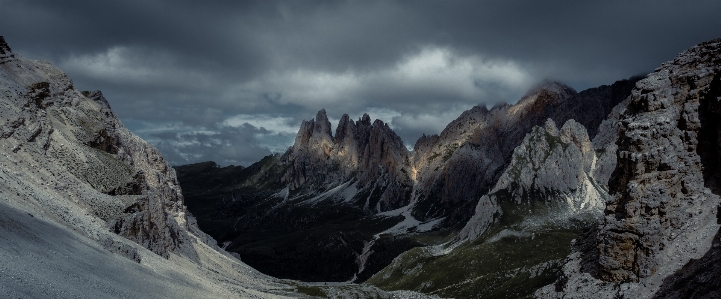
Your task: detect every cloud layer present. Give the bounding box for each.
[3,0,721,165]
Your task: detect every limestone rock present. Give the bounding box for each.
[0,36,205,260]
[599,38,721,282]
[411,79,637,226]
[0,36,16,64]
[459,118,607,241]
[282,109,413,211]
[537,38,721,299]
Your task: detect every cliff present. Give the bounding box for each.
[0,36,306,298]
[537,38,721,298]
[459,118,607,241]
[282,109,413,211]
[410,78,638,226]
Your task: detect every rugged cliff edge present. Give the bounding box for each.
[0,35,199,260]
[283,109,413,211]
[537,38,721,299]
[0,36,363,298]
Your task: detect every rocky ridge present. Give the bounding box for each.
[536,38,721,298]
[282,109,413,212]
[408,78,639,226]
[176,75,638,284]
[0,40,195,259]
[362,114,620,298]
[277,78,637,228]
[2,36,435,298]
[459,118,608,241]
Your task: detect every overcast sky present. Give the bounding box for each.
[2,0,721,166]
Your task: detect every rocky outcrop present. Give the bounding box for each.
[537,38,721,298]
[410,78,638,226]
[459,118,608,241]
[0,36,199,260]
[282,109,413,211]
[599,38,721,282]
[0,36,16,64]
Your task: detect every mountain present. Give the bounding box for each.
[408,78,638,226]
[16,32,721,299]
[283,109,413,211]
[178,73,639,285]
[0,36,432,299]
[0,35,290,298]
[536,38,721,299]
[364,114,622,298]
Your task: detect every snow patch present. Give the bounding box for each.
[299,181,354,205]
[374,205,443,238]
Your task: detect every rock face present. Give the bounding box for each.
[0,36,339,298]
[537,38,721,298]
[459,118,608,241]
[282,109,413,211]
[410,79,638,226]
[599,39,721,282]
[276,77,638,228]
[0,36,15,64]
[0,36,199,260]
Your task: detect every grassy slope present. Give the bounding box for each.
[366,133,593,297]
[366,194,587,299]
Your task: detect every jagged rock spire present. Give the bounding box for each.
[284,109,412,211]
[314,108,332,137]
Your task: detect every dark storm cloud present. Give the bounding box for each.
[146,123,276,167]
[2,0,721,165]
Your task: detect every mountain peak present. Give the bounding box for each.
[361,113,371,125]
[0,36,16,63]
[316,108,328,120]
[523,80,577,98]
[314,108,332,137]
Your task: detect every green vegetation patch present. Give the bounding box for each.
[427,152,441,162]
[367,188,592,298]
[366,229,579,299]
[441,143,460,162]
[296,285,327,298]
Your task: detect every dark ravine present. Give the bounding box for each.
[175,157,426,282]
